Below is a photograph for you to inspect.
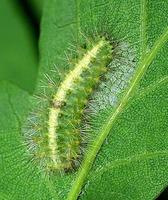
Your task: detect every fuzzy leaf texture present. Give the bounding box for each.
[0,0,168,200]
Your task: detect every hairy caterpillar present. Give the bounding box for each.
[23,35,113,173]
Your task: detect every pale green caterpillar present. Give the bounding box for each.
[24,36,113,173]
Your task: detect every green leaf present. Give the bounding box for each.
[0,81,53,200]
[0,0,38,93]
[0,0,168,200]
[40,0,168,199]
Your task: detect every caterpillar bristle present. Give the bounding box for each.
[23,32,136,174]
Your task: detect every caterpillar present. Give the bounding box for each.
[23,35,113,173]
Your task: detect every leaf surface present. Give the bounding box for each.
[40,1,168,199]
[0,0,168,200]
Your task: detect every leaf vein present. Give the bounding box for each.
[90,150,168,181]
[67,27,168,200]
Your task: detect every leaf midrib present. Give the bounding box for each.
[67,1,168,198]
